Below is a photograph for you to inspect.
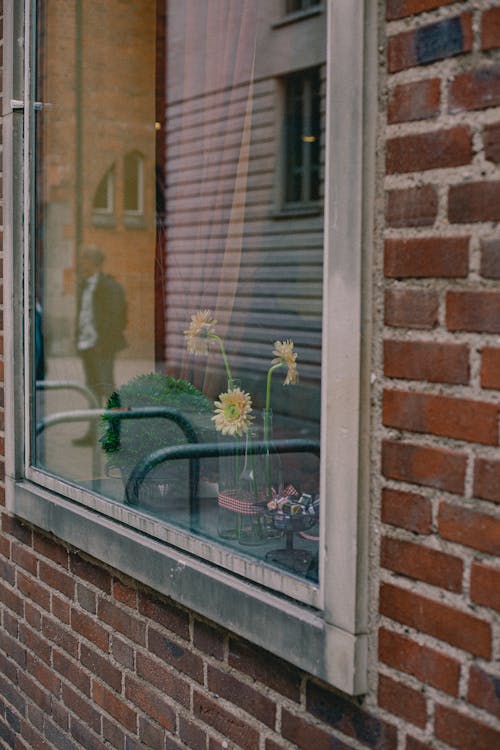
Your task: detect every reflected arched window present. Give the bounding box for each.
[92,166,115,226]
[123,151,145,226]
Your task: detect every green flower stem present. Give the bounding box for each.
[211,334,233,388]
[264,363,283,494]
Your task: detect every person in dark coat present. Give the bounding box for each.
[74,246,127,444]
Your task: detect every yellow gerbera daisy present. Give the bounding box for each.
[184,310,217,355]
[271,339,299,385]
[213,387,253,436]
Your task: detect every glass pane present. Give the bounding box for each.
[33,0,325,587]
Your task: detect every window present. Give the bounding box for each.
[286,0,321,13]
[123,151,145,226]
[92,166,115,226]
[4,0,374,694]
[283,67,322,207]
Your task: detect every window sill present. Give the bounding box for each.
[123,213,146,229]
[91,213,116,228]
[6,476,367,695]
[271,204,323,220]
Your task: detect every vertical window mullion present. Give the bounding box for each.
[302,74,312,203]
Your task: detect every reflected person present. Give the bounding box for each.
[74,246,127,445]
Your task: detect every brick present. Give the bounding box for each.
[385,289,439,329]
[468,665,500,719]
[447,290,500,333]
[386,186,438,227]
[380,582,491,658]
[77,583,96,614]
[70,608,110,652]
[449,181,500,223]
[474,457,500,504]
[378,627,460,695]
[207,664,276,728]
[384,340,469,384]
[281,709,357,750]
[470,561,500,613]
[381,536,463,592]
[193,690,260,750]
[138,591,190,640]
[381,488,432,534]
[113,578,137,607]
[19,622,51,665]
[384,236,469,278]
[387,126,472,174]
[386,0,460,20]
[33,535,68,568]
[0,630,26,669]
[139,716,165,750]
[484,122,500,165]
[136,651,190,708]
[481,347,500,389]
[228,639,301,702]
[383,389,499,445]
[61,683,101,733]
[17,572,51,611]
[148,628,203,683]
[102,717,125,750]
[306,681,398,749]
[92,681,137,733]
[17,720,51,750]
[2,515,31,545]
[449,65,500,112]
[52,594,71,624]
[0,673,27,716]
[98,598,146,645]
[26,652,60,696]
[81,643,122,692]
[438,501,500,555]
[70,554,112,594]
[482,7,500,51]
[0,580,24,616]
[388,14,472,73]
[382,439,467,494]
[70,718,102,750]
[193,618,224,660]
[124,675,176,731]
[11,544,37,575]
[178,716,206,750]
[111,635,134,670]
[53,650,91,696]
[388,78,440,124]
[480,238,500,278]
[39,560,75,599]
[0,650,19,686]
[266,739,296,750]
[435,703,500,750]
[41,616,78,658]
[378,674,427,728]
[25,601,42,631]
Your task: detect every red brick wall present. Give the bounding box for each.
[381,2,500,749]
[0,2,499,749]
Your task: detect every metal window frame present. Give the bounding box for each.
[3,0,376,695]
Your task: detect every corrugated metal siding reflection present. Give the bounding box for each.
[163,74,324,425]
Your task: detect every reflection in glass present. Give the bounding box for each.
[33,0,325,586]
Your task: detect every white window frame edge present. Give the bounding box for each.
[3,0,375,696]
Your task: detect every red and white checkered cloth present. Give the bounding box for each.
[217,484,299,516]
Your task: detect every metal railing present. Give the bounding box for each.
[35,404,201,489]
[35,392,320,532]
[125,438,321,529]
